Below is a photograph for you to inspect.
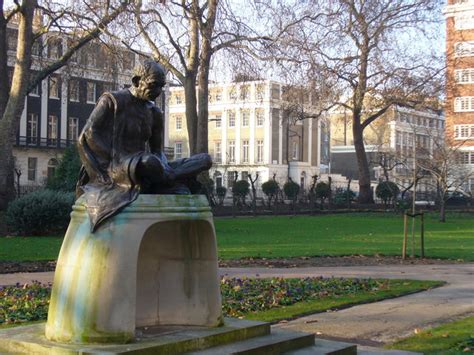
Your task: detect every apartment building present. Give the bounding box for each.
[168,81,329,192]
[444,0,474,193]
[6,21,166,191]
[329,105,444,197]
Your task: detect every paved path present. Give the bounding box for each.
[1,264,473,346]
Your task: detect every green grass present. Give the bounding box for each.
[388,316,474,354]
[243,280,443,322]
[216,213,474,261]
[0,212,472,261]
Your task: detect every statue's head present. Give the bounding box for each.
[130,59,166,101]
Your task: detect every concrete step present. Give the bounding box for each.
[188,329,315,354]
[285,338,357,355]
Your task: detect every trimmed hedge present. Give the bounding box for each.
[6,189,75,236]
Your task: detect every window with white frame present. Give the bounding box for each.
[458,151,474,165]
[68,117,79,141]
[228,87,237,100]
[454,97,474,112]
[175,94,182,104]
[242,111,249,127]
[215,114,222,128]
[29,84,40,96]
[49,77,60,99]
[228,140,235,162]
[455,41,474,57]
[228,111,235,127]
[242,140,249,163]
[454,124,474,139]
[455,12,474,30]
[256,110,264,126]
[86,82,96,103]
[240,85,250,100]
[455,68,474,84]
[27,113,38,145]
[47,115,58,145]
[175,142,183,159]
[257,140,264,162]
[214,141,221,163]
[28,157,37,181]
[215,89,222,101]
[69,79,80,102]
[292,141,299,160]
[175,115,183,130]
[256,84,265,100]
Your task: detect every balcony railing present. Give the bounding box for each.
[15,136,75,149]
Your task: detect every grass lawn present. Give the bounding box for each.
[0,212,472,262]
[1,278,442,327]
[388,315,474,354]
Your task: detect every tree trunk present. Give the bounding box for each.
[0,0,36,209]
[197,58,210,154]
[439,197,446,223]
[353,118,374,204]
[0,6,9,118]
[183,72,198,155]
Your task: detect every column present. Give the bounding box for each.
[19,97,27,137]
[235,108,241,164]
[61,79,68,141]
[41,79,48,141]
[278,110,283,165]
[249,108,255,164]
[317,119,322,167]
[308,117,312,166]
[221,110,227,164]
[264,106,271,165]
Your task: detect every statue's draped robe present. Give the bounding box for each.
[77,90,163,232]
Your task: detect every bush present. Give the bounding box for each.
[376,181,400,205]
[262,180,279,206]
[47,145,82,192]
[315,182,331,200]
[333,188,356,206]
[6,189,75,235]
[216,186,227,205]
[232,180,250,205]
[283,181,299,201]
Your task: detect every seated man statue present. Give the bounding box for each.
[77,59,212,232]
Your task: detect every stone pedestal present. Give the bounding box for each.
[45,195,222,344]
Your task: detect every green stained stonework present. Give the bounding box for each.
[45,194,222,345]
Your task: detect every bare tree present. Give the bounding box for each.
[272,0,444,203]
[0,0,130,208]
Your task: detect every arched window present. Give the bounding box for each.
[214,171,223,189]
[300,171,306,189]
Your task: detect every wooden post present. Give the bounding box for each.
[402,213,408,260]
[420,211,425,258]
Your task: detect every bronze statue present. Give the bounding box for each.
[77,59,212,232]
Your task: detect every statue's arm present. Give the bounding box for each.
[78,96,114,183]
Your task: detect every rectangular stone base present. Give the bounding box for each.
[0,318,296,354]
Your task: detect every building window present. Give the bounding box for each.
[292,141,299,160]
[214,141,221,163]
[227,171,238,187]
[240,85,250,100]
[69,79,80,102]
[454,124,474,139]
[228,111,235,127]
[458,152,473,165]
[175,142,183,159]
[215,115,222,128]
[454,97,474,112]
[86,82,96,103]
[47,158,59,181]
[242,111,249,127]
[175,94,182,105]
[214,171,223,188]
[455,12,474,30]
[257,140,264,163]
[215,89,222,101]
[175,115,183,130]
[228,87,237,100]
[47,115,58,146]
[455,68,474,84]
[47,37,62,59]
[68,117,79,141]
[228,140,235,163]
[242,140,249,163]
[27,157,37,181]
[256,84,265,100]
[49,77,60,99]
[256,111,264,126]
[454,41,474,57]
[27,113,38,145]
[29,84,40,96]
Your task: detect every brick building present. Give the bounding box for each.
[444,0,474,192]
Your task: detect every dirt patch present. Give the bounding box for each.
[0,255,464,274]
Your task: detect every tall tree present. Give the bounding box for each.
[0,0,130,208]
[132,0,272,155]
[272,0,443,203]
